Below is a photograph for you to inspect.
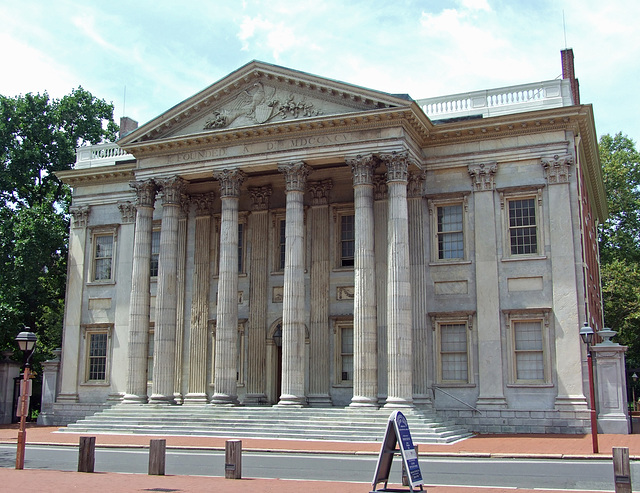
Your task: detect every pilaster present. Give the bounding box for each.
[245,186,272,404]
[185,193,215,404]
[468,162,507,409]
[307,179,332,407]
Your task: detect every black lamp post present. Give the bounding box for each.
[579,323,598,454]
[15,330,37,470]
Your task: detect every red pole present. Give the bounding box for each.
[15,367,30,469]
[587,352,599,454]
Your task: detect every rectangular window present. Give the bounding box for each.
[341,326,354,382]
[150,230,160,277]
[439,323,468,383]
[508,198,537,255]
[238,222,245,273]
[513,320,544,381]
[340,214,355,267]
[87,332,108,381]
[437,204,464,260]
[93,234,114,281]
[147,328,154,383]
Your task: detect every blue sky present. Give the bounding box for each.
[1,0,638,144]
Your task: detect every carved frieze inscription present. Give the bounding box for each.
[165,131,373,166]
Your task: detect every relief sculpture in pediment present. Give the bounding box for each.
[203,81,322,130]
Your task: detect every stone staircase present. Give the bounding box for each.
[58,405,472,443]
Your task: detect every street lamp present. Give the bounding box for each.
[15,330,37,470]
[579,323,598,454]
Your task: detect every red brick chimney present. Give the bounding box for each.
[119,117,138,139]
[561,48,580,105]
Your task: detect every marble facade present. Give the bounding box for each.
[52,59,608,433]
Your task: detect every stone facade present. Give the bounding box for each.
[52,59,608,433]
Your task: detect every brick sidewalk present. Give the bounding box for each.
[0,424,638,492]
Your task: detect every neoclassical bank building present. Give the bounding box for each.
[45,52,622,435]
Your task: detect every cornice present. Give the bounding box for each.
[56,163,136,187]
[120,107,430,159]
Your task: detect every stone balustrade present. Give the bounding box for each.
[417,79,573,121]
[75,142,133,169]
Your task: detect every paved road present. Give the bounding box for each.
[0,443,635,490]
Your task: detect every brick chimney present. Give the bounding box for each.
[119,117,138,139]
[561,48,580,105]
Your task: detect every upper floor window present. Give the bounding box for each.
[437,204,464,260]
[508,198,538,255]
[340,214,355,267]
[150,230,160,277]
[91,231,116,282]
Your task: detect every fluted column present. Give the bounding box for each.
[374,175,388,404]
[185,193,215,404]
[381,151,413,408]
[307,179,332,407]
[123,181,157,404]
[277,161,311,406]
[211,169,245,405]
[244,186,272,404]
[348,155,378,407]
[408,171,430,406]
[149,176,186,404]
[468,162,506,409]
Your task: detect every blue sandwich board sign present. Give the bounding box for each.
[371,411,424,492]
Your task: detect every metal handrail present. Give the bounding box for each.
[432,385,484,416]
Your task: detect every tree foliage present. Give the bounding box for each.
[0,88,118,362]
[598,133,640,368]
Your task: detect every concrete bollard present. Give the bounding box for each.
[78,436,96,473]
[225,439,242,479]
[148,439,166,476]
[613,447,632,493]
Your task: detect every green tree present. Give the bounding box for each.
[598,133,640,368]
[0,88,118,362]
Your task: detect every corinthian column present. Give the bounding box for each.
[277,161,311,406]
[347,155,378,407]
[381,151,413,408]
[211,169,245,405]
[123,180,157,404]
[185,193,215,404]
[149,176,186,404]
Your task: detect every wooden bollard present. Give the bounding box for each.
[78,436,96,473]
[402,444,418,486]
[225,439,242,479]
[148,439,166,476]
[613,447,632,493]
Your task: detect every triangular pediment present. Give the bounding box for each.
[119,61,413,146]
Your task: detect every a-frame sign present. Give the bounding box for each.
[371,411,425,492]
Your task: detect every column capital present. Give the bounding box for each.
[541,154,574,184]
[373,174,388,200]
[347,154,378,186]
[379,151,414,183]
[408,171,426,198]
[130,179,158,208]
[157,176,187,205]
[69,205,90,228]
[307,179,333,205]
[214,168,246,198]
[191,192,216,216]
[278,161,311,192]
[468,162,497,191]
[118,201,136,223]
[249,185,273,211]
